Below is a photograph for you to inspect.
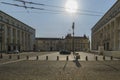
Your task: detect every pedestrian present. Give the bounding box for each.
[75,53,80,61]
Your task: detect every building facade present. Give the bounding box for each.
[35,34,90,51]
[0,10,35,52]
[35,38,64,51]
[65,34,90,51]
[91,1,120,51]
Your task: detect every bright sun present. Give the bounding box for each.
[65,0,78,13]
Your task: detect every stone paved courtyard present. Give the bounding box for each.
[0,60,120,80]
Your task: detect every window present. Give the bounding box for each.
[4,18,9,23]
[0,24,4,30]
[0,16,3,20]
[16,23,19,27]
[11,21,15,26]
[119,40,120,50]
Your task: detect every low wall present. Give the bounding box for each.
[90,50,99,54]
[90,50,120,58]
[103,51,120,58]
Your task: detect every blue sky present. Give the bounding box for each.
[0,0,117,38]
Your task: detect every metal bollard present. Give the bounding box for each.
[95,56,98,61]
[57,56,59,61]
[66,56,69,61]
[36,56,39,60]
[26,56,29,60]
[110,56,113,60]
[103,56,105,60]
[46,56,48,60]
[17,55,20,59]
[9,55,12,59]
[0,54,2,59]
[86,56,88,61]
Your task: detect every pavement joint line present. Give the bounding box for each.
[0,58,26,66]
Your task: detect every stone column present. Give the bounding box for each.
[10,27,13,51]
[109,22,112,50]
[22,32,25,51]
[114,18,118,50]
[15,29,18,50]
[19,30,22,51]
[118,16,120,50]
[4,25,7,52]
[24,33,27,51]
[23,32,25,51]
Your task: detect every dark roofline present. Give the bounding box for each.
[91,0,118,30]
[0,10,35,31]
[66,36,88,39]
[74,36,88,39]
[36,37,64,40]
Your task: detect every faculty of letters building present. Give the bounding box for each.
[91,1,120,51]
[35,34,90,51]
[0,10,35,52]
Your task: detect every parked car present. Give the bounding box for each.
[13,50,19,54]
[7,51,13,54]
[59,50,71,54]
[7,50,19,54]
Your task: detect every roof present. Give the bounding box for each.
[36,37,64,40]
[0,10,35,31]
[91,1,118,32]
[65,34,88,39]
[65,36,88,39]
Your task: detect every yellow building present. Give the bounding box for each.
[0,10,35,52]
[91,1,120,51]
[65,34,90,51]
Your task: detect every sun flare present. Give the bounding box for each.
[65,0,78,13]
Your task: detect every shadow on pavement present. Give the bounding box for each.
[63,61,68,71]
[73,59,81,68]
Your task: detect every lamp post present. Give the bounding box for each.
[65,0,78,54]
[72,22,75,54]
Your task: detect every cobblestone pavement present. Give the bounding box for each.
[0,60,120,80]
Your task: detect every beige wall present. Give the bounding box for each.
[35,38,64,51]
[91,1,120,51]
[35,35,90,51]
[0,11,35,52]
[65,36,90,51]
